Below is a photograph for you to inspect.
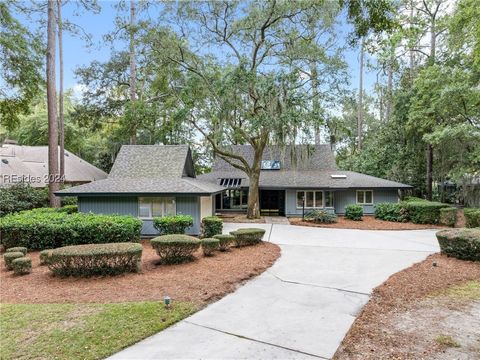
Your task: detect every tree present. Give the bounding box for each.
[357,39,365,150]
[128,0,137,144]
[57,0,65,182]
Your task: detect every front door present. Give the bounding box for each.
[260,190,285,216]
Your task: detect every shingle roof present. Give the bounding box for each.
[56,145,223,196]
[0,144,107,187]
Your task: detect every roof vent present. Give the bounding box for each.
[331,174,347,179]
[1,158,8,164]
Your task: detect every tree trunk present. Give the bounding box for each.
[47,0,60,208]
[357,39,364,151]
[386,59,393,120]
[426,143,433,201]
[57,0,65,184]
[129,0,137,145]
[247,172,261,219]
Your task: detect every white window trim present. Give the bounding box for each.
[296,190,330,209]
[138,197,176,219]
[356,190,374,205]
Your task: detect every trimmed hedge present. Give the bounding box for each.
[6,247,27,255]
[57,205,78,214]
[464,208,480,228]
[213,234,235,251]
[202,238,220,256]
[151,234,200,264]
[48,243,143,277]
[153,215,193,235]
[436,228,480,261]
[374,203,406,222]
[439,207,457,227]
[345,204,363,221]
[4,252,24,270]
[12,257,32,275]
[39,250,52,265]
[0,209,142,250]
[201,216,223,238]
[401,201,451,224]
[230,228,265,247]
[305,210,337,224]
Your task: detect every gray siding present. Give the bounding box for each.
[78,195,201,236]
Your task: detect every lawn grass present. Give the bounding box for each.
[0,301,197,360]
[433,280,480,300]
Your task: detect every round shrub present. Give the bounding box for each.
[439,207,457,227]
[464,208,480,228]
[151,234,200,264]
[304,210,337,224]
[12,257,32,275]
[201,216,223,238]
[0,210,142,250]
[230,228,266,247]
[4,252,24,270]
[153,215,194,235]
[39,250,52,265]
[345,204,363,221]
[48,243,143,277]
[6,247,27,255]
[202,238,220,256]
[436,228,479,261]
[213,234,235,251]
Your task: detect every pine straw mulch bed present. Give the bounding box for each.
[289,216,448,230]
[0,241,280,306]
[334,253,480,360]
[219,214,267,223]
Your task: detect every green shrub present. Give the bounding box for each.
[201,238,220,256]
[6,247,27,255]
[4,252,24,270]
[48,243,143,277]
[39,250,52,265]
[61,196,77,206]
[153,215,194,235]
[150,234,200,264]
[464,208,480,228]
[400,201,451,224]
[0,183,48,217]
[201,216,223,238]
[56,205,78,214]
[345,204,363,221]
[439,207,457,227]
[304,210,337,224]
[213,234,235,251]
[374,203,406,222]
[436,228,480,261]
[11,257,32,275]
[403,196,428,203]
[230,228,265,247]
[0,209,142,250]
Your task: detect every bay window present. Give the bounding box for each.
[138,197,176,218]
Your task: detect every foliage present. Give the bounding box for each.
[201,238,220,257]
[57,205,78,214]
[305,209,338,223]
[400,201,451,224]
[436,228,480,262]
[153,215,193,235]
[0,209,142,250]
[464,208,480,228]
[39,250,52,266]
[48,243,143,277]
[439,207,457,227]
[3,251,24,270]
[0,183,48,217]
[150,234,200,264]
[11,256,31,275]
[374,203,405,222]
[201,216,223,238]
[229,228,265,247]
[345,204,363,221]
[6,246,27,255]
[213,234,235,251]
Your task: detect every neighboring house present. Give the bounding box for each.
[55,145,223,235]
[198,144,411,216]
[0,143,107,188]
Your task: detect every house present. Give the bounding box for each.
[0,143,107,187]
[55,145,223,235]
[198,144,411,216]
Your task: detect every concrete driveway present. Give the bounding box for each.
[109,224,440,360]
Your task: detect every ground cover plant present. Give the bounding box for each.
[151,234,201,264]
[436,228,480,261]
[0,209,142,250]
[304,210,337,223]
[201,216,223,238]
[345,204,363,221]
[48,243,143,277]
[153,215,194,235]
[230,228,265,246]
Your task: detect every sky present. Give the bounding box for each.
[16,1,378,98]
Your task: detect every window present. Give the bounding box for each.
[138,197,176,218]
[356,190,373,205]
[325,191,334,207]
[296,190,325,208]
[217,189,248,210]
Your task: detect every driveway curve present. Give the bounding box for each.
[109,224,439,360]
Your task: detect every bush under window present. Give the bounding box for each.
[150,234,200,264]
[213,234,235,251]
[436,228,479,261]
[48,243,143,277]
[153,215,194,235]
[201,238,220,256]
[304,210,337,224]
[374,203,406,222]
[464,208,480,228]
[439,207,457,227]
[0,209,142,250]
[230,228,265,247]
[345,204,363,221]
[12,257,32,275]
[201,216,223,238]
